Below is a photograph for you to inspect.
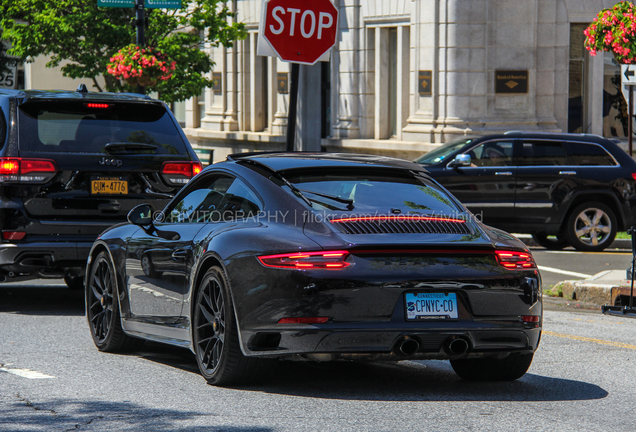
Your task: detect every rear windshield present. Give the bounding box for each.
[283,169,462,215]
[18,100,187,154]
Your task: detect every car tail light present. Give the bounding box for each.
[495,250,537,270]
[277,317,329,324]
[0,158,57,183]
[2,231,26,241]
[521,315,540,323]
[161,161,203,185]
[258,250,350,269]
[632,173,636,182]
[85,103,110,109]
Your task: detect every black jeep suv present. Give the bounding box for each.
[0,87,201,288]
[417,132,636,251]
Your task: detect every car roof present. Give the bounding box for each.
[476,131,611,144]
[226,152,429,173]
[0,88,153,102]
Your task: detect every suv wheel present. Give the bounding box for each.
[565,202,617,252]
[531,233,569,250]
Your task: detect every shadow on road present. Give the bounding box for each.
[136,343,608,403]
[1,396,272,432]
[0,285,84,316]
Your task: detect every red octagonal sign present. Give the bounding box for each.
[262,0,338,65]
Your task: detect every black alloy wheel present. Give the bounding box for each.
[193,267,269,385]
[565,202,617,252]
[531,233,569,250]
[450,352,535,381]
[86,251,142,352]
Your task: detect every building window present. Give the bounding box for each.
[568,23,587,133]
[372,25,409,140]
[388,28,398,137]
[198,89,206,125]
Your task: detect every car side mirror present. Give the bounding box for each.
[128,204,154,226]
[449,154,471,168]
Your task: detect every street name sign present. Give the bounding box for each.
[257,0,338,65]
[97,0,181,8]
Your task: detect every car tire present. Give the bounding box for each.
[531,233,569,250]
[64,274,84,290]
[450,352,535,381]
[193,266,270,386]
[565,202,617,252]
[86,251,143,352]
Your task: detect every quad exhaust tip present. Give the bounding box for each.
[394,337,421,356]
[444,337,470,356]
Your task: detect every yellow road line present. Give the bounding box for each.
[544,331,636,350]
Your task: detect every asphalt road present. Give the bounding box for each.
[2,282,636,431]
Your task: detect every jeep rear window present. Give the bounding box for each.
[283,169,461,214]
[18,100,187,154]
[566,142,617,166]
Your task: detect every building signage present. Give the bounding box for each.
[418,70,432,96]
[277,72,289,93]
[212,72,222,94]
[97,0,181,8]
[495,70,528,94]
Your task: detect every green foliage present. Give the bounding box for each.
[584,1,636,63]
[0,0,246,102]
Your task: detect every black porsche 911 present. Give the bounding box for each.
[85,152,542,385]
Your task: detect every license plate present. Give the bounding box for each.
[91,177,128,195]
[405,292,458,320]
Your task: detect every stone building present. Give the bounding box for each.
[16,1,628,163]
[182,0,629,163]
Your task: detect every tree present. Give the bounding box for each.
[0,0,246,102]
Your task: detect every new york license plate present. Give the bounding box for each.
[91,177,128,195]
[405,292,458,320]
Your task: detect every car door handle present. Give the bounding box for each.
[559,171,577,176]
[495,171,513,176]
[172,250,188,261]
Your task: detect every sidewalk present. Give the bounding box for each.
[550,270,635,307]
[515,234,632,250]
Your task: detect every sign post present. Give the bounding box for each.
[621,64,636,156]
[257,0,338,151]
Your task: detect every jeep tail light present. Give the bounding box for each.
[258,250,350,270]
[495,250,537,270]
[0,158,57,183]
[632,173,636,182]
[161,161,203,185]
[2,231,26,241]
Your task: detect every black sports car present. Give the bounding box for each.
[85,152,542,385]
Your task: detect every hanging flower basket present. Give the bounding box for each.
[107,44,176,87]
[584,1,636,63]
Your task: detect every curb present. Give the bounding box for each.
[515,235,631,250]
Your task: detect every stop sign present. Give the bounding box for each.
[262,0,338,65]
